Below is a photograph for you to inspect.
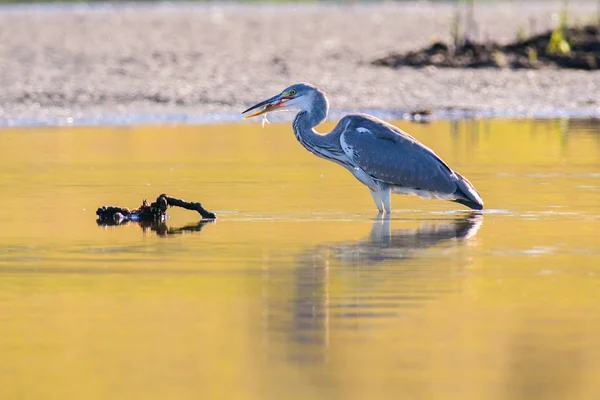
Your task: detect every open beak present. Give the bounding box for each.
[242,94,288,119]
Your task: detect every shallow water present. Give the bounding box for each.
[0,118,599,399]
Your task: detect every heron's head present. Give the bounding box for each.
[242,83,322,119]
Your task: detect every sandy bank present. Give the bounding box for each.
[0,1,598,125]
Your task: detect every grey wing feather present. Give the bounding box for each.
[338,114,459,194]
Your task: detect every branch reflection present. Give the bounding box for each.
[97,219,215,237]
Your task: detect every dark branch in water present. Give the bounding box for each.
[96,193,216,225]
[161,195,217,219]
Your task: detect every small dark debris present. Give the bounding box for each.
[406,109,433,123]
[271,56,289,76]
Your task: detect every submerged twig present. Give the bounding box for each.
[96,193,216,224]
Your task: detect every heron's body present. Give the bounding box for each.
[243,83,483,213]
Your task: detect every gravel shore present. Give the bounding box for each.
[0,1,599,125]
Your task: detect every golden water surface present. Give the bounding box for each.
[0,118,599,399]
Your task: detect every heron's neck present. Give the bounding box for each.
[292,91,331,155]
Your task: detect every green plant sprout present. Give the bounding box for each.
[546,0,571,56]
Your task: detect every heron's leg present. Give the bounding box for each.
[380,186,392,214]
[369,188,384,213]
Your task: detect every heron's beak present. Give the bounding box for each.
[242,94,288,119]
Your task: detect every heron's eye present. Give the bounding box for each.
[289,89,297,96]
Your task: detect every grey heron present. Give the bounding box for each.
[242,83,484,213]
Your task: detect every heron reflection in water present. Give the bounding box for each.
[263,214,483,363]
[333,213,482,265]
[243,83,484,214]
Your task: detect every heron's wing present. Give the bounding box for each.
[338,114,458,193]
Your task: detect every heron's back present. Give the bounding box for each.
[337,114,484,209]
